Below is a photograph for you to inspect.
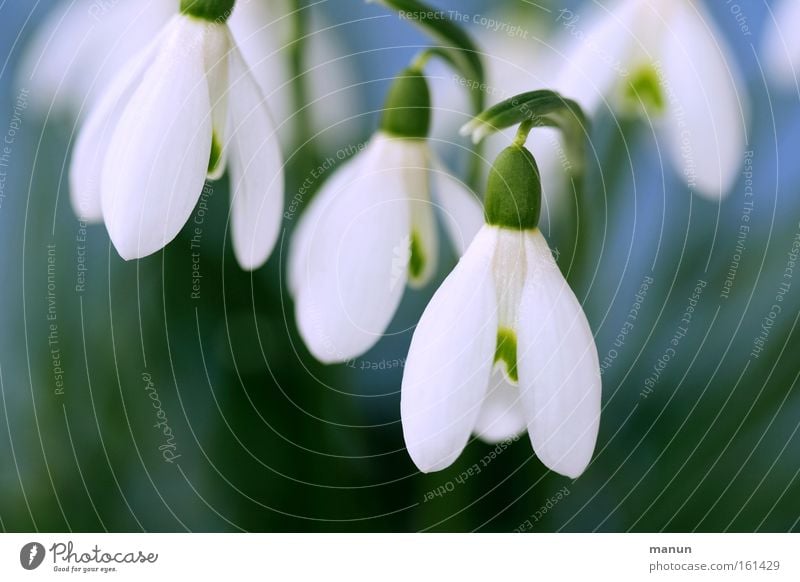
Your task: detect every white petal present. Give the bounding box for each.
[406,147,437,288]
[660,1,748,198]
[101,16,212,260]
[288,155,359,296]
[227,0,293,142]
[517,230,601,478]
[428,154,483,256]
[227,41,284,270]
[764,0,800,89]
[204,25,231,180]
[402,226,498,472]
[553,0,644,114]
[69,24,164,222]
[17,0,174,115]
[474,368,527,444]
[492,227,527,330]
[294,134,413,362]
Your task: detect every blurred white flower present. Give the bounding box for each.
[289,131,483,363]
[19,0,361,146]
[554,0,749,199]
[762,0,800,90]
[401,223,600,477]
[229,0,363,148]
[17,0,174,116]
[70,12,283,268]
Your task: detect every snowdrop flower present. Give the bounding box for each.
[763,0,800,90]
[69,0,284,269]
[402,144,601,477]
[554,0,749,199]
[20,0,360,148]
[17,0,174,116]
[289,67,483,363]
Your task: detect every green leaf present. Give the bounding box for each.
[371,0,485,112]
[461,90,588,173]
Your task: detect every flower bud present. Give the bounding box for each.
[484,145,541,230]
[380,67,430,139]
[180,0,236,22]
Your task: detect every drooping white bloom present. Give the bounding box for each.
[289,131,483,363]
[69,12,284,269]
[17,0,174,116]
[401,143,601,477]
[763,0,800,90]
[553,0,749,199]
[401,224,601,477]
[19,0,361,147]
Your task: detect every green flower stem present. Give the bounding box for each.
[565,116,633,292]
[408,46,485,187]
[512,119,535,148]
[375,0,485,189]
[410,48,437,71]
[289,0,315,154]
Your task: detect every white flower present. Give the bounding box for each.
[554,0,749,199]
[400,143,600,478]
[401,224,601,477]
[17,0,174,116]
[763,0,800,89]
[19,0,360,148]
[289,131,483,363]
[69,12,284,269]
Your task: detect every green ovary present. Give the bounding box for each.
[494,327,518,384]
[624,65,666,116]
[409,230,425,280]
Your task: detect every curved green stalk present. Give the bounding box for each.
[373,0,486,187]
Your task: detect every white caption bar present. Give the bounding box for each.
[0,533,797,581]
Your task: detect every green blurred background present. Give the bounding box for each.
[0,0,798,532]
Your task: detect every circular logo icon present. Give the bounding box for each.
[19,542,45,570]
